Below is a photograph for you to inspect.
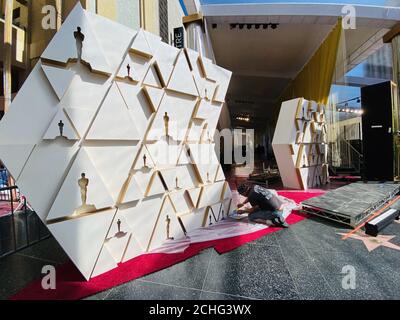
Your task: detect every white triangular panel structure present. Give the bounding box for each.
[197,181,225,208]
[64,107,96,138]
[60,63,110,111]
[17,142,80,221]
[120,195,164,251]
[0,3,232,280]
[122,234,144,263]
[46,148,114,221]
[86,144,140,202]
[85,10,137,74]
[167,52,198,97]
[146,91,198,142]
[169,190,193,215]
[103,212,132,263]
[146,139,182,169]
[187,187,202,208]
[117,52,151,82]
[130,29,153,58]
[87,83,141,140]
[0,62,60,145]
[91,244,118,278]
[42,64,75,100]
[41,3,112,75]
[143,86,164,111]
[148,197,184,251]
[272,98,329,190]
[117,82,155,137]
[143,64,162,88]
[179,207,207,232]
[43,109,80,140]
[143,31,162,56]
[48,208,116,280]
[0,145,35,181]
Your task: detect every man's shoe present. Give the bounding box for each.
[273,217,289,228]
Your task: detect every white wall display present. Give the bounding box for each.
[0,3,232,280]
[43,109,80,141]
[48,208,117,280]
[272,98,329,190]
[46,148,114,221]
[167,52,199,97]
[147,196,185,251]
[41,64,75,100]
[86,83,141,140]
[117,81,155,137]
[146,91,198,142]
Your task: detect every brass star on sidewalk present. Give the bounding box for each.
[338,232,400,252]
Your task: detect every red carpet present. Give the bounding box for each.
[10,190,324,300]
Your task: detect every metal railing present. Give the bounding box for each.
[0,185,50,258]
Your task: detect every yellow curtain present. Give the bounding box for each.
[279,19,342,105]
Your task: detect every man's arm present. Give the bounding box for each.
[238,205,259,214]
[237,198,249,208]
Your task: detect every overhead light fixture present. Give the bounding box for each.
[212,23,217,29]
[255,24,260,29]
[246,24,252,29]
[270,23,279,29]
[235,115,251,122]
[230,23,237,29]
[239,24,244,30]
[262,24,268,29]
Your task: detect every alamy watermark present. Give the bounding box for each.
[41,265,56,290]
[341,265,356,290]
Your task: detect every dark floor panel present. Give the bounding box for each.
[0,254,49,300]
[141,248,212,290]
[199,291,252,300]
[275,227,337,300]
[105,280,201,300]
[202,244,299,300]
[17,237,68,265]
[291,218,400,299]
[246,232,278,247]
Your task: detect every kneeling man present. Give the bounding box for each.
[237,184,289,228]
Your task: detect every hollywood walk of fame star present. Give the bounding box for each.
[338,232,400,252]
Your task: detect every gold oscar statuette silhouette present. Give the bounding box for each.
[58,120,64,137]
[163,112,170,137]
[73,173,97,215]
[143,154,148,168]
[73,27,85,63]
[166,215,174,240]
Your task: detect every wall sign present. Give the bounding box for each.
[174,27,184,49]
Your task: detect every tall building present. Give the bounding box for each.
[0,0,186,118]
